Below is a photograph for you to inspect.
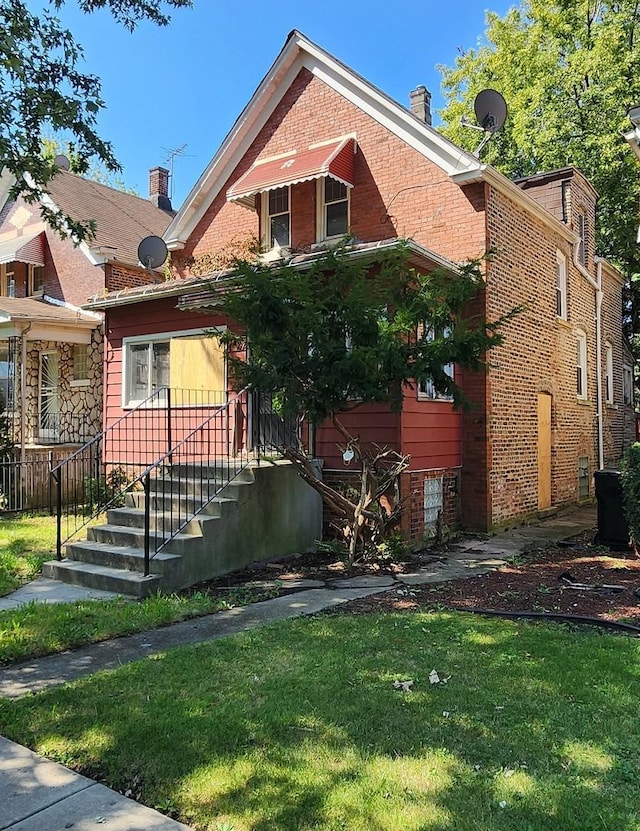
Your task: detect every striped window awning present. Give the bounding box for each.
[227,137,356,205]
[0,232,44,266]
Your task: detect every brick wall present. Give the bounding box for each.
[106,263,164,292]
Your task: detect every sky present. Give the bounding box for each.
[45,0,515,206]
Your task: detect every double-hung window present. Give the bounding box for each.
[27,264,44,296]
[556,250,567,319]
[624,364,634,406]
[71,345,90,387]
[576,330,587,399]
[263,187,290,249]
[318,176,349,240]
[417,325,454,400]
[0,262,14,297]
[605,342,614,405]
[576,213,587,266]
[123,330,226,408]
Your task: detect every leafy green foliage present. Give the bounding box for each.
[621,442,640,552]
[220,243,514,425]
[0,0,190,240]
[438,1,640,325]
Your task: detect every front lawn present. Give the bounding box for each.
[0,514,57,596]
[1,611,638,830]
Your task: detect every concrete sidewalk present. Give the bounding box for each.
[0,504,596,831]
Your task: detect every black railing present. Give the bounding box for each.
[52,386,301,573]
[51,387,229,558]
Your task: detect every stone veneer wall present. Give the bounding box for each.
[18,326,103,446]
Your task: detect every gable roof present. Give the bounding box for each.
[165,30,575,249]
[45,170,174,268]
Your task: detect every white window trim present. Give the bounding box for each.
[416,324,454,401]
[576,329,588,400]
[556,250,567,320]
[121,327,226,409]
[605,341,614,405]
[260,186,291,251]
[315,177,351,242]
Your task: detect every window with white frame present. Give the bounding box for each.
[262,187,290,249]
[71,345,90,386]
[576,213,587,266]
[417,325,454,400]
[318,176,349,240]
[605,341,614,404]
[556,250,567,319]
[123,330,226,407]
[27,264,44,296]
[576,330,587,399]
[624,364,634,406]
[0,262,14,296]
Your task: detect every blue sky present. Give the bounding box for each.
[48,0,514,206]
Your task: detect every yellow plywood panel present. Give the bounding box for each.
[170,336,225,404]
[537,393,552,510]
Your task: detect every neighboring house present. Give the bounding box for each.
[86,31,635,536]
[0,167,174,461]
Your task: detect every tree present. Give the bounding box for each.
[0,0,190,240]
[437,1,640,335]
[220,243,515,564]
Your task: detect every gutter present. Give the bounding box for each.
[576,246,604,472]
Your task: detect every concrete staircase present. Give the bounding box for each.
[43,460,323,597]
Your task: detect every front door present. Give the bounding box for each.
[537,393,552,510]
[39,351,59,442]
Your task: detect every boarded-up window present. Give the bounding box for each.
[169,336,225,405]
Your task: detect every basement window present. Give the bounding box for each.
[424,476,444,536]
[578,457,590,501]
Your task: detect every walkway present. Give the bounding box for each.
[0,505,596,830]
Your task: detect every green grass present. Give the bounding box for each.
[0,514,57,596]
[0,589,272,666]
[1,611,639,830]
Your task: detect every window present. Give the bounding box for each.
[318,176,349,240]
[578,457,590,500]
[624,364,634,406]
[262,187,290,249]
[424,476,444,537]
[576,330,587,399]
[123,330,226,407]
[417,325,454,400]
[0,262,14,296]
[556,250,567,319]
[71,345,90,386]
[605,342,614,404]
[576,213,587,266]
[27,264,44,296]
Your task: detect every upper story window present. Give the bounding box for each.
[318,176,349,240]
[0,262,14,297]
[556,250,567,319]
[576,330,588,399]
[262,187,290,249]
[576,213,587,266]
[605,341,614,404]
[624,364,634,406]
[27,264,44,297]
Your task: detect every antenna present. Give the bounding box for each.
[137,235,168,270]
[161,144,192,200]
[54,154,70,171]
[460,89,508,156]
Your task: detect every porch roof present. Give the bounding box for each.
[0,232,44,266]
[0,297,101,343]
[83,238,459,312]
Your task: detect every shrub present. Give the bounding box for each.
[620,443,640,555]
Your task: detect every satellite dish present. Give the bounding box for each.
[54,154,70,171]
[137,235,168,269]
[474,89,508,134]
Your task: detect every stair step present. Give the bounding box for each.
[65,539,182,571]
[126,492,236,516]
[87,523,202,548]
[42,559,161,598]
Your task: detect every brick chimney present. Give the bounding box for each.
[148,166,172,211]
[409,86,432,126]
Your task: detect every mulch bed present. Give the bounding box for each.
[187,531,640,628]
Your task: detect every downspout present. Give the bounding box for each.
[574,245,604,471]
[19,322,32,464]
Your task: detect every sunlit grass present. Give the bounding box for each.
[0,514,57,595]
[1,611,639,830]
